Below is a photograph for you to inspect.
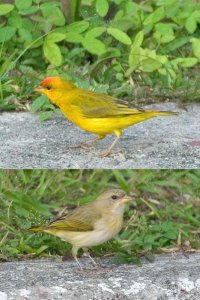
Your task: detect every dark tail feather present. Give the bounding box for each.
[28,226,44,232]
[148,110,178,117]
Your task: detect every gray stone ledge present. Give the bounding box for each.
[0,103,200,169]
[1,253,200,299]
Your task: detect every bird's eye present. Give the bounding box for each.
[112,195,117,200]
[46,85,51,90]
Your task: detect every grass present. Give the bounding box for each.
[0,169,200,264]
[1,32,200,115]
[1,0,200,115]
[1,58,200,119]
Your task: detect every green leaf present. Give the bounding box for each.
[39,111,53,122]
[15,0,32,10]
[154,31,174,44]
[179,57,198,68]
[143,7,165,25]
[160,35,175,44]
[0,4,14,16]
[8,12,22,28]
[133,31,144,47]
[31,96,46,113]
[163,36,189,53]
[85,27,106,39]
[172,57,198,68]
[155,23,174,36]
[107,28,131,45]
[0,26,16,43]
[140,58,162,72]
[43,41,62,66]
[41,6,65,26]
[66,21,89,33]
[46,33,66,43]
[18,6,39,15]
[185,16,197,34]
[65,32,83,43]
[125,2,140,15]
[82,37,106,55]
[191,38,200,58]
[18,28,32,42]
[128,46,141,69]
[96,0,109,17]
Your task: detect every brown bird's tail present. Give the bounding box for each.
[28,226,45,232]
[148,110,178,117]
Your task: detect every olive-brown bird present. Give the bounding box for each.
[29,189,132,270]
[35,77,177,157]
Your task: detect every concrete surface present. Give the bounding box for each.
[1,253,200,300]
[0,103,200,168]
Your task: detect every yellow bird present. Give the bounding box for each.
[35,77,177,157]
[29,189,132,270]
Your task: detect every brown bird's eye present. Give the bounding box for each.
[112,195,117,200]
[46,85,51,90]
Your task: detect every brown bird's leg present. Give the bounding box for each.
[83,247,98,268]
[82,248,111,273]
[72,246,83,271]
[99,132,121,157]
[71,135,105,149]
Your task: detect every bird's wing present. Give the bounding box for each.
[73,90,145,118]
[47,204,101,232]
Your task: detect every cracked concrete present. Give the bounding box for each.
[1,253,200,299]
[0,103,200,168]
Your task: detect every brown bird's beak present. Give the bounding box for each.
[121,195,132,203]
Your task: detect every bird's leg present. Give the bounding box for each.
[82,248,111,273]
[71,135,105,149]
[99,135,121,158]
[82,248,98,268]
[74,256,84,271]
[72,246,84,271]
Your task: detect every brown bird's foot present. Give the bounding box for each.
[91,264,112,273]
[71,143,89,149]
[70,142,92,149]
[83,250,99,268]
[73,255,85,272]
[82,250,112,273]
[99,148,121,158]
[71,136,104,150]
[98,136,121,157]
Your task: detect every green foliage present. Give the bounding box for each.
[0,0,200,113]
[0,170,200,262]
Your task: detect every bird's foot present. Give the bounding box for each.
[76,266,112,276]
[99,148,121,158]
[70,142,92,149]
[94,265,112,273]
[70,137,103,150]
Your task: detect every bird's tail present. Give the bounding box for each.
[148,110,178,117]
[28,226,45,232]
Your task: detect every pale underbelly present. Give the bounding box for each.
[54,229,114,248]
[45,216,123,248]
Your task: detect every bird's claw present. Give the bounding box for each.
[70,143,91,149]
[99,148,121,158]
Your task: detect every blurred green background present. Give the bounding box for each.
[1,0,200,120]
[0,169,200,263]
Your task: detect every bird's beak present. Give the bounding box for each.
[121,195,132,203]
[34,85,42,92]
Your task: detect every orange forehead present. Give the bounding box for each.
[41,77,61,87]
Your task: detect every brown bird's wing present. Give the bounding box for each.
[46,203,101,232]
[73,90,144,118]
